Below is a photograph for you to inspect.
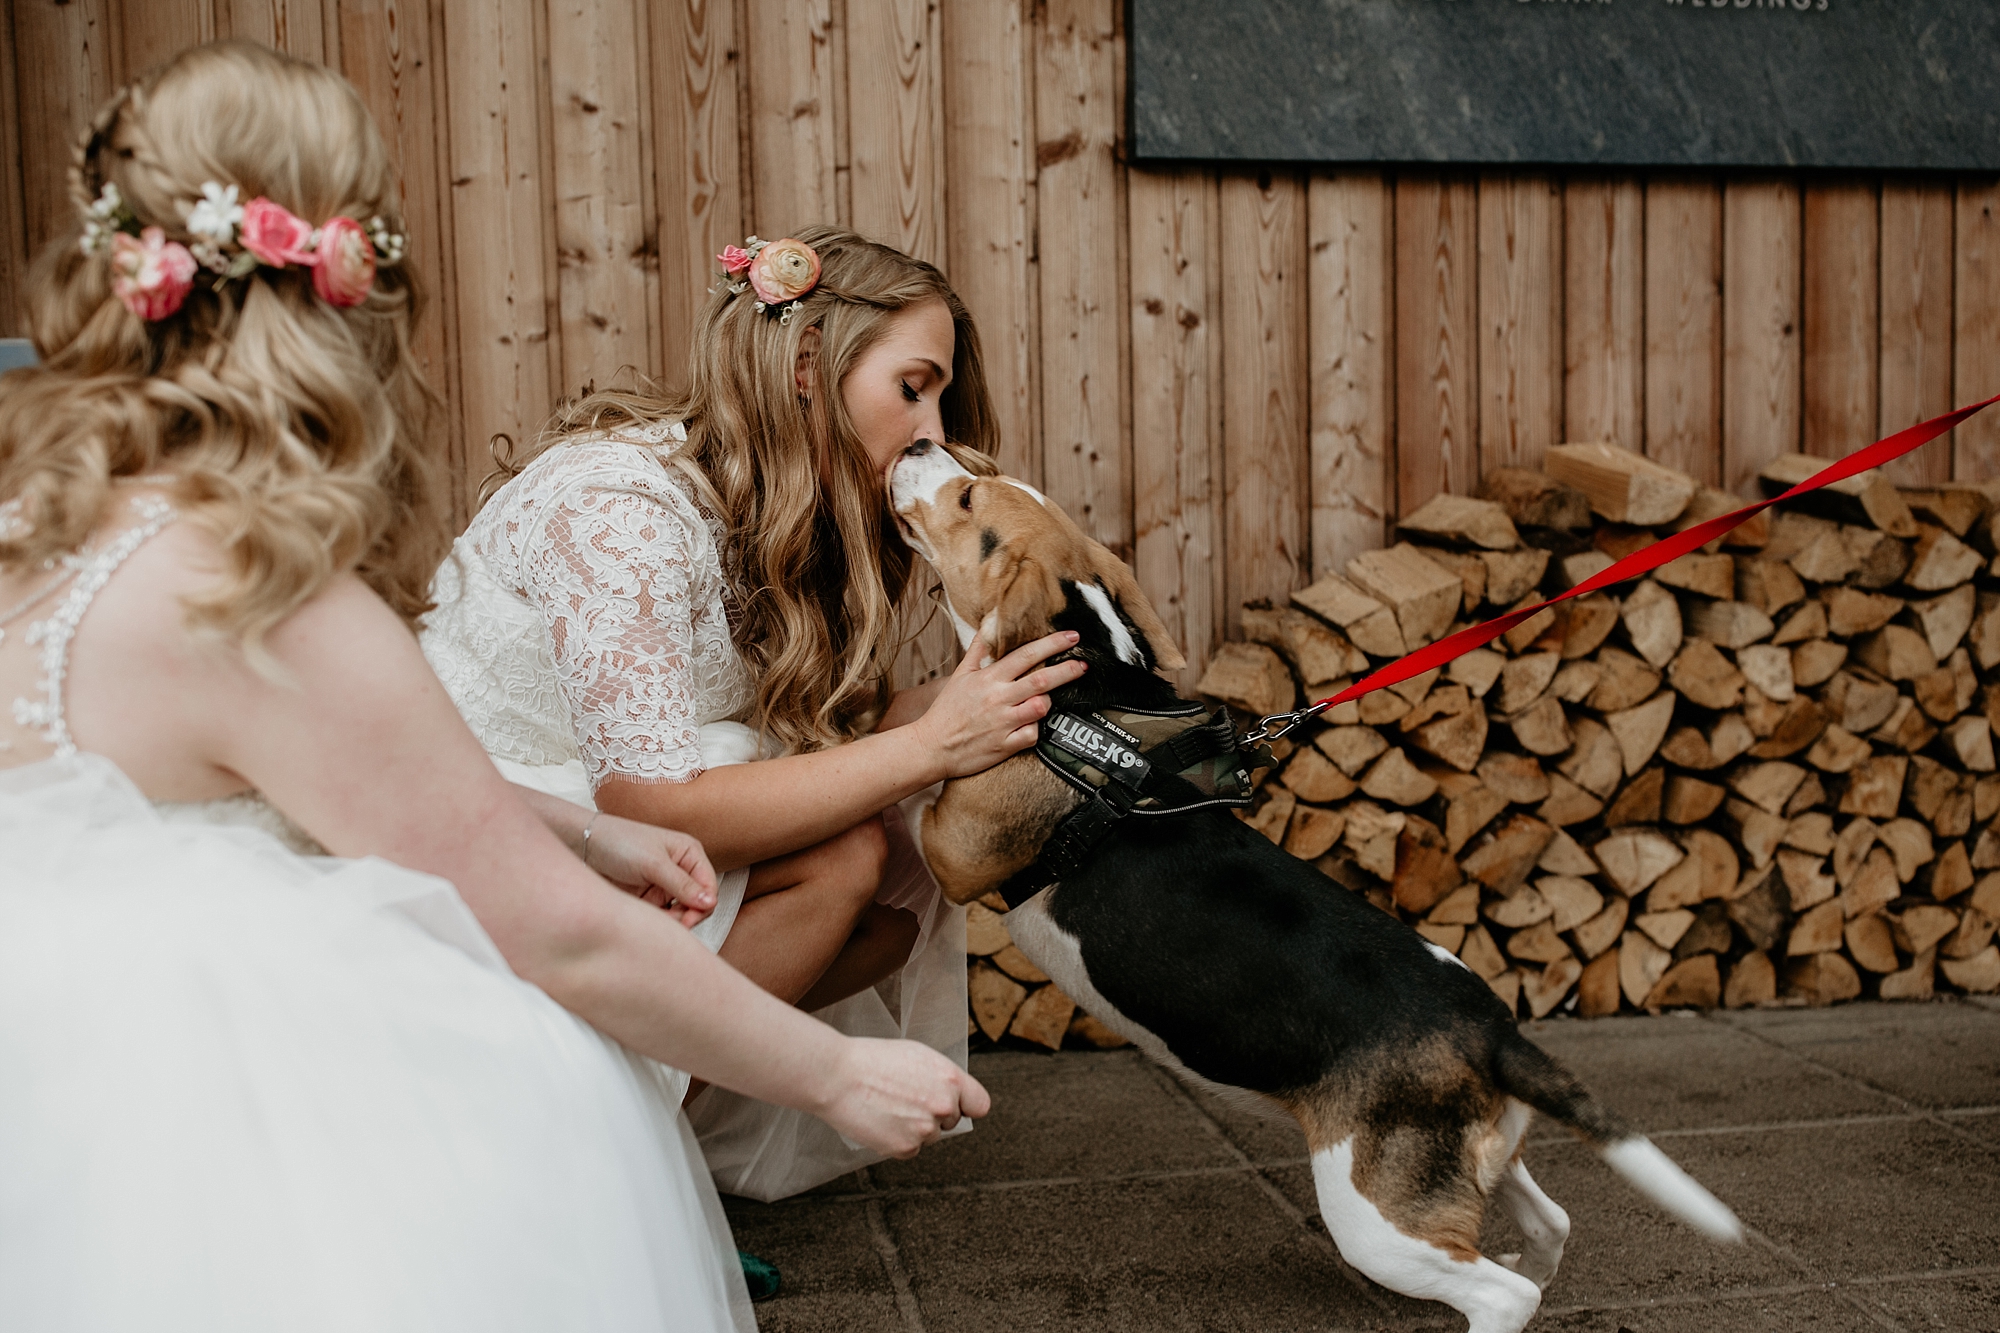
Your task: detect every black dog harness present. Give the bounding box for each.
[994,696,1271,908]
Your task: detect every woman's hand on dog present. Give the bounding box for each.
[582,813,720,927]
[816,1037,992,1158]
[912,630,1086,779]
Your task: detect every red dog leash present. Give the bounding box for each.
[1241,391,2000,745]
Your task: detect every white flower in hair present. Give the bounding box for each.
[79,182,125,256]
[182,182,246,270]
[184,181,244,245]
[183,181,246,273]
[366,216,406,265]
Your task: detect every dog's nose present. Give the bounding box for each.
[903,439,937,458]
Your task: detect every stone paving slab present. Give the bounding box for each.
[1181,1085,1312,1168]
[883,1175,1389,1333]
[721,1195,905,1333]
[1866,1271,2000,1331]
[725,1000,2000,1333]
[1713,1002,2000,1111]
[1536,1289,1887,1333]
[1954,1109,2000,1144]
[1518,1011,1905,1133]
[1706,1120,1998,1276]
[867,1046,1240,1190]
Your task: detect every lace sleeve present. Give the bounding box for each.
[518,479,712,788]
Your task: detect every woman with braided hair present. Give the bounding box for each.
[0,41,985,1329]
[421,227,1087,1204]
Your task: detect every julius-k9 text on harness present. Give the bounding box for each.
[994,699,1271,909]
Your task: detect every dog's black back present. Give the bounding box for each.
[1042,586,1519,1101]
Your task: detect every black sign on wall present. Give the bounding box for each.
[1129,0,2000,171]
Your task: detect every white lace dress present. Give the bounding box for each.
[0,498,753,1332]
[420,421,968,1202]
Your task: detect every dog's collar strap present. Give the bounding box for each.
[1000,705,1269,909]
[999,776,1139,908]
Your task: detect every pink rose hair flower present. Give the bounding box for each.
[312,216,376,307]
[716,244,753,276]
[239,196,317,268]
[110,227,197,321]
[80,177,408,318]
[747,238,821,306]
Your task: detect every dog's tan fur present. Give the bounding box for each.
[898,475,1183,671]
[924,759,1079,904]
[904,473,1183,904]
[1280,1041,1518,1264]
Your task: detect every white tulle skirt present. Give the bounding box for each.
[0,755,754,1333]
[498,720,970,1203]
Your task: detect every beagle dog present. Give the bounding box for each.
[889,441,1742,1333]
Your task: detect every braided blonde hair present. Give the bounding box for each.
[0,40,443,651]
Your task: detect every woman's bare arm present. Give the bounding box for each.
[594,632,1083,870]
[509,783,718,926]
[508,782,601,858]
[69,543,988,1154]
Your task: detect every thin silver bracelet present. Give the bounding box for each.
[580,812,601,868]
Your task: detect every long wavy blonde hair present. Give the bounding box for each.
[493,226,999,755]
[0,41,443,650]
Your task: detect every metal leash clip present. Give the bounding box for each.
[1237,698,1333,747]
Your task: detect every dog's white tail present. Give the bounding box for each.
[1599,1137,1744,1242]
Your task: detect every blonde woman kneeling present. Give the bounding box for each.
[422,228,1082,1200]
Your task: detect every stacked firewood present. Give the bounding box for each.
[963,443,2000,1046]
[1183,445,2000,1021]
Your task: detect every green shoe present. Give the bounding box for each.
[738,1250,781,1302]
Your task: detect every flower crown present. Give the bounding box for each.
[80,180,407,322]
[716,236,821,325]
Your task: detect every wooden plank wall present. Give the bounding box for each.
[5,0,1999,688]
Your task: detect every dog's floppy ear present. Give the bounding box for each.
[1024,482,1187,673]
[982,553,1067,658]
[1084,539,1187,673]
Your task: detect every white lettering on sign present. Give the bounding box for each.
[1513,0,1838,10]
[1663,0,1830,9]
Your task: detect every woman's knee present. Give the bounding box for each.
[824,813,890,895]
[773,814,887,914]
[747,815,891,911]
